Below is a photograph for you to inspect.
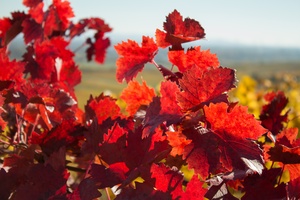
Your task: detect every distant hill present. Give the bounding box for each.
[7,34,300,69]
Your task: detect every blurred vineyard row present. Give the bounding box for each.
[229,73,300,133]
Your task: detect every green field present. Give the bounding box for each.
[75,61,300,109]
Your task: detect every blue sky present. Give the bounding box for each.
[1,0,300,48]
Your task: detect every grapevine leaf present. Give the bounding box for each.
[116,182,171,199]
[67,178,101,200]
[115,36,158,83]
[150,163,183,199]
[120,80,156,116]
[11,164,69,199]
[177,66,236,111]
[157,64,183,83]
[181,175,207,199]
[265,128,300,181]
[22,18,43,43]
[0,47,25,85]
[0,12,28,46]
[85,93,122,124]
[143,80,183,137]
[69,17,112,38]
[28,2,44,23]
[168,46,220,72]
[23,0,43,7]
[242,168,287,199]
[155,9,205,49]
[259,91,288,136]
[0,169,14,200]
[90,163,129,189]
[204,102,267,174]
[166,129,192,157]
[86,32,110,63]
[44,0,74,36]
[32,119,82,156]
[288,177,300,199]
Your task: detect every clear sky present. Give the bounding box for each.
[1,0,300,48]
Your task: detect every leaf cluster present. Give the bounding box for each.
[1,2,300,199]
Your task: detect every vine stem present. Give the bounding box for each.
[151,59,161,71]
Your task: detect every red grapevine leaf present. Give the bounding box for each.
[265,128,300,181]
[150,163,183,199]
[87,93,122,124]
[28,2,44,24]
[156,9,205,49]
[0,169,13,200]
[22,18,43,43]
[242,168,287,200]
[12,164,69,199]
[0,12,28,46]
[0,95,7,131]
[259,91,288,135]
[177,66,236,111]
[86,32,111,64]
[0,18,12,46]
[116,182,171,199]
[44,0,74,36]
[168,46,220,72]
[120,80,156,116]
[69,17,112,38]
[0,48,25,85]
[288,177,300,199]
[90,163,129,189]
[23,0,42,7]
[204,102,267,173]
[67,178,101,200]
[181,175,206,200]
[115,36,158,83]
[143,80,183,137]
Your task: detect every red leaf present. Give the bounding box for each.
[115,36,158,83]
[28,2,44,23]
[22,18,43,43]
[86,32,111,64]
[0,95,7,131]
[156,9,205,49]
[67,178,101,200]
[143,80,183,137]
[177,66,236,111]
[120,80,156,116]
[12,164,69,199]
[69,17,112,38]
[44,0,74,36]
[168,46,220,72]
[265,128,300,181]
[87,94,122,124]
[0,47,25,85]
[0,12,28,46]
[181,174,206,199]
[0,18,12,46]
[242,168,287,200]
[259,91,288,135]
[23,0,42,7]
[90,163,129,188]
[204,102,267,173]
[150,163,183,199]
[288,177,300,199]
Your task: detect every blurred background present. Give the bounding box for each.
[1,1,300,125]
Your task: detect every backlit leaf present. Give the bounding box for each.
[115,36,158,83]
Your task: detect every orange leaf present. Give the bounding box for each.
[120,80,156,116]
